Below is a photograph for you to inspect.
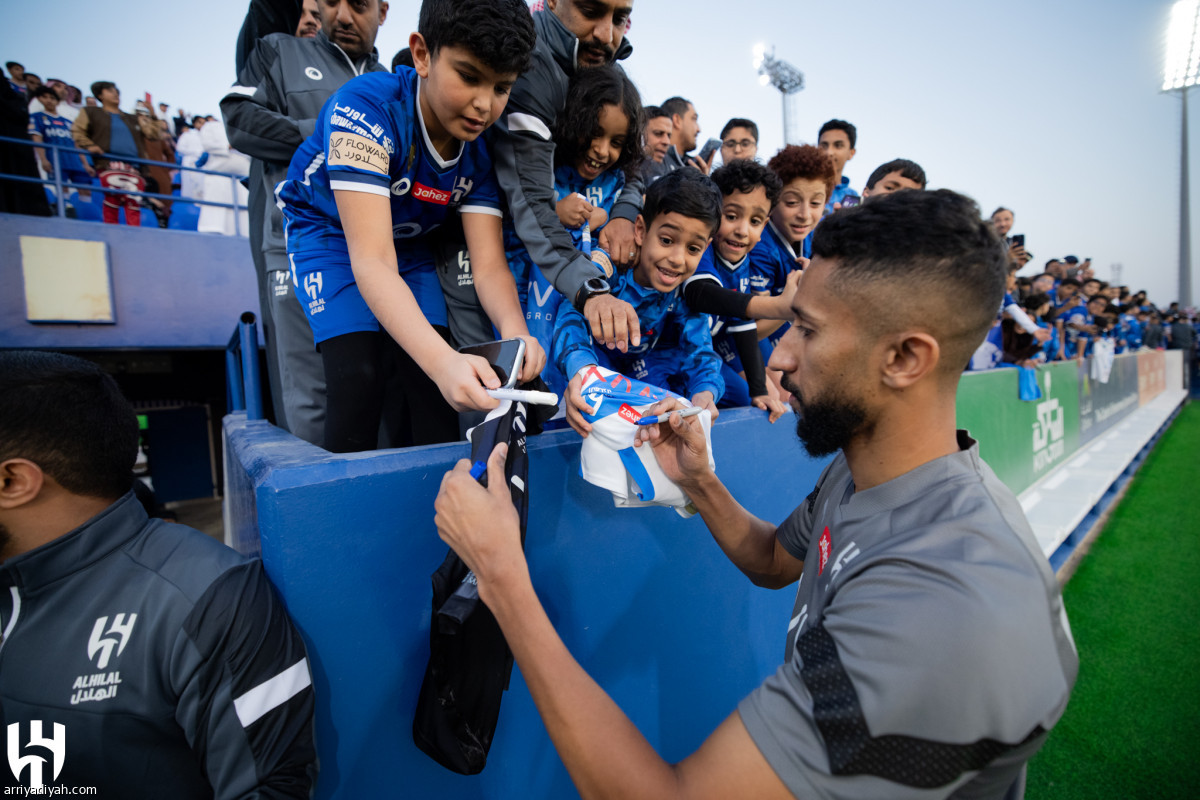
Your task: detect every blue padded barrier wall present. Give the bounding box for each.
[223,408,831,799]
[0,212,258,349]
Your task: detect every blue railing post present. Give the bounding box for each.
[231,175,241,236]
[239,312,264,420]
[226,327,247,413]
[50,145,65,217]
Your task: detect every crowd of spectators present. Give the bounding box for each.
[1,58,247,233]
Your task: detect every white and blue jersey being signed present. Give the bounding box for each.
[276,67,502,339]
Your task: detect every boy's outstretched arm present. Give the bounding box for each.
[551,303,601,436]
[461,212,546,382]
[335,190,500,412]
[434,445,794,800]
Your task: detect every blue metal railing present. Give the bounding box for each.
[226,312,264,420]
[0,133,248,234]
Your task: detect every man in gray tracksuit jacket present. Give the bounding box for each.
[221,14,386,446]
[0,351,316,797]
[490,2,645,349]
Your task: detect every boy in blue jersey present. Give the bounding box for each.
[276,0,543,452]
[749,145,835,394]
[27,85,94,205]
[555,170,725,437]
[682,159,797,421]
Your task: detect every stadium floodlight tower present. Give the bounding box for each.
[1163,0,1200,307]
[753,43,804,146]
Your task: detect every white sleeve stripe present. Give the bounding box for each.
[682,274,720,288]
[233,658,312,728]
[228,85,258,97]
[459,205,503,218]
[506,112,552,140]
[329,180,391,198]
[727,322,758,332]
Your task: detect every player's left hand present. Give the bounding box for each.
[599,217,637,269]
[434,443,525,600]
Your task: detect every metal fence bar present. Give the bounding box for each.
[238,312,264,421]
[0,133,248,214]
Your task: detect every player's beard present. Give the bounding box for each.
[781,375,872,458]
[0,522,11,561]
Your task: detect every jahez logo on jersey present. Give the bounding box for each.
[412,182,451,205]
[617,404,642,424]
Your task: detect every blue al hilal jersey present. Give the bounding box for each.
[749,220,807,296]
[686,245,756,338]
[28,112,76,153]
[276,67,502,259]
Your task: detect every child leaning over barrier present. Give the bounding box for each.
[507,64,643,399]
[553,169,725,437]
[275,0,544,452]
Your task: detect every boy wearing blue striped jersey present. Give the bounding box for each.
[682,160,796,421]
[555,170,725,437]
[275,0,543,452]
[749,145,835,397]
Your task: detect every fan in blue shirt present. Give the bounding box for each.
[750,144,834,369]
[554,170,725,437]
[273,0,542,452]
[27,86,94,192]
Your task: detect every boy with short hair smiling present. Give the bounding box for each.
[683,159,792,421]
[276,0,544,452]
[555,170,725,436]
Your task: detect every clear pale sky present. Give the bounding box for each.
[3,0,1195,305]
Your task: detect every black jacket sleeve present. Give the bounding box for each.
[733,327,767,397]
[236,0,301,75]
[682,279,752,319]
[222,37,310,164]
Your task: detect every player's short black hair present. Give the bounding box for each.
[554,65,643,180]
[660,96,692,120]
[392,47,414,71]
[31,85,58,102]
[865,158,927,190]
[812,189,1007,375]
[0,351,138,500]
[1023,292,1051,312]
[5,61,23,71]
[719,117,758,142]
[711,159,783,208]
[1060,277,1081,288]
[643,104,669,121]
[990,206,1011,218]
[90,80,116,99]
[818,118,856,148]
[419,0,536,75]
[642,168,722,237]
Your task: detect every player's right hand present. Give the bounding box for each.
[433,353,502,412]
[632,398,713,488]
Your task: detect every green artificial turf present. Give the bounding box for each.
[1026,402,1200,798]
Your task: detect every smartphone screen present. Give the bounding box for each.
[697,138,720,164]
[1011,234,1025,248]
[458,338,526,388]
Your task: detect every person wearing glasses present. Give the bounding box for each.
[719,117,758,165]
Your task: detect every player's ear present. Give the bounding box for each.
[409,32,430,78]
[0,458,46,510]
[633,215,646,247]
[377,1,388,24]
[880,331,939,390]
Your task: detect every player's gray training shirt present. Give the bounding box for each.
[739,431,1078,799]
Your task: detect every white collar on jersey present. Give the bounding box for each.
[415,77,465,170]
[766,219,799,261]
